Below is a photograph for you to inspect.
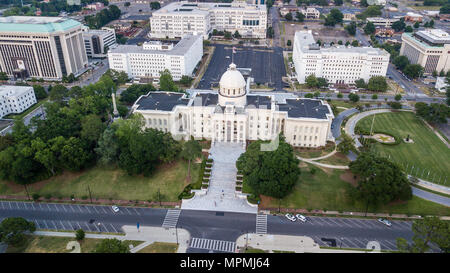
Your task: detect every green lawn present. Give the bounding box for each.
[262,164,450,216]
[6,235,102,253]
[295,142,335,159]
[137,242,179,253]
[316,152,351,166]
[355,112,450,184]
[0,160,199,202]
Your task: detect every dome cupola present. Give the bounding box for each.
[218,63,247,107]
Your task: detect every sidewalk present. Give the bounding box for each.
[236,234,372,253]
[258,208,450,221]
[33,225,191,253]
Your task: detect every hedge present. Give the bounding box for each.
[354,127,401,145]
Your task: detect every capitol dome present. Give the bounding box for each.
[219,63,246,90]
[218,63,247,107]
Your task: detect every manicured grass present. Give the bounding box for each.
[137,242,179,253]
[0,160,199,202]
[6,235,103,253]
[356,112,450,184]
[262,164,450,216]
[329,100,362,109]
[244,247,267,253]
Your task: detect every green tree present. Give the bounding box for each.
[33,85,47,100]
[404,64,424,79]
[179,75,193,86]
[0,217,36,246]
[372,94,378,100]
[150,1,161,10]
[159,69,178,92]
[440,4,450,14]
[394,94,402,101]
[285,12,293,21]
[95,127,119,166]
[405,26,413,33]
[355,79,367,89]
[367,76,388,92]
[305,74,319,88]
[324,9,344,26]
[345,22,357,36]
[348,93,360,103]
[287,40,292,47]
[0,72,8,81]
[392,18,406,32]
[180,138,202,181]
[95,238,130,253]
[396,217,450,253]
[351,40,359,47]
[233,30,241,38]
[76,229,85,241]
[81,114,105,144]
[296,11,305,22]
[393,56,410,70]
[349,152,412,212]
[124,2,130,7]
[337,133,356,155]
[317,77,328,88]
[414,21,420,28]
[363,21,376,35]
[236,135,300,199]
[334,0,343,5]
[48,84,68,103]
[415,102,450,124]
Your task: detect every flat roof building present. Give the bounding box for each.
[292,30,390,84]
[108,34,203,80]
[82,27,116,58]
[0,16,88,81]
[400,29,450,74]
[149,1,267,39]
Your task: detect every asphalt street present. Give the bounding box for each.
[0,201,420,253]
[198,44,286,90]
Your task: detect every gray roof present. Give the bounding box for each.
[247,95,272,110]
[109,34,201,56]
[193,93,218,106]
[277,99,331,119]
[135,92,189,111]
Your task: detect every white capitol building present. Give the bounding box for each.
[132,63,334,148]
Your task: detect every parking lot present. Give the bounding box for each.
[0,201,149,233]
[198,44,286,90]
[269,215,418,251]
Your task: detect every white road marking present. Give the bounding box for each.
[60,221,66,230]
[133,208,140,216]
[109,223,118,233]
[68,221,74,230]
[43,220,49,229]
[339,219,357,228]
[62,205,67,212]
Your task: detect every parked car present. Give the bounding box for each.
[377,218,392,227]
[285,213,296,222]
[112,205,120,213]
[295,214,307,222]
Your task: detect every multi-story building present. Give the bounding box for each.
[149,1,267,39]
[108,34,203,80]
[0,85,37,118]
[0,16,88,81]
[82,27,116,58]
[300,8,320,19]
[132,63,334,148]
[367,0,386,5]
[366,17,400,28]
[292,30,390,84]
[400,29,450,74]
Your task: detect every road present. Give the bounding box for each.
[269,6,281,48]
[0,201,423,253]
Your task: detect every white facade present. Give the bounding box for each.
[108,34,203,80]
[0,85,37,118]
[0,16,88,80]
[367,0,386,5]
[149,1,267,39]
[400,29,450,74]
[301,8,320,19]
[82,27,116,58]
[366,17,400,28]
[293,30,390,84]
[132,63,334,148]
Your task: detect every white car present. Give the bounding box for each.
[111,206,120,213]
[378,218,392,227]
[285,213,296,222]
[295,214,307,222]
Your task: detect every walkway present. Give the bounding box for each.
[33,225,191,253]
[181,142,258,214]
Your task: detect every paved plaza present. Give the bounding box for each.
[181,142,258,214]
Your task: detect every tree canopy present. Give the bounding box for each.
[0,217,36,246]
[159,69,178,92]
[236,135,300,199]
[367,76,388,92]
[349,152,412,209]
[415,102,450,124]
[95,238,130,253]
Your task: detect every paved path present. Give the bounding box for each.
[297,156,349,170]
[33,226,191,253]
[412,187,450,207]
[181,142,257,214]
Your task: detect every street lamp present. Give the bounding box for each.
[340,238,344,249]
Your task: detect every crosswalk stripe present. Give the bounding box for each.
[162,209,182,228]
[189,238,236,253]
[256,214,267,234]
